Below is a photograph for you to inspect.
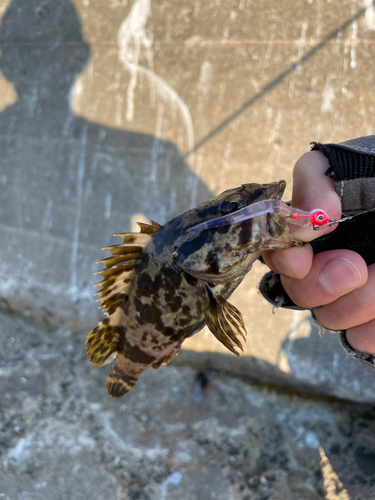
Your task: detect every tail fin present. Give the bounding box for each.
[105,364,139,398]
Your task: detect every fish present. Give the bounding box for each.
[86,180,301,398]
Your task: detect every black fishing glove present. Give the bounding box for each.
[259,135,375,368]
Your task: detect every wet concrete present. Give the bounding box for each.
[1,312,375,500]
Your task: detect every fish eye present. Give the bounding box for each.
[228,201,243,212]
[219,197,247,215]
[317,214,324,221]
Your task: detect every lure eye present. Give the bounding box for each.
[219,197,247,215]
[310,210,329,226]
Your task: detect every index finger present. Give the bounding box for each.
[287,151,342,243]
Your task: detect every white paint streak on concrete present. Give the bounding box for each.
[62,112,74,137]
[350,19,358,69]
[313,0,322,38]
[332,352,339,371]
[90,153,99,176]
[117,0,194,156]
[71,78,84,110]
[164,148,172,183]
[343,39,350,74]
[266,111,282,171]
[177,126,184,151]
[214,82,226,121]
[360,96,373,135]
[219,142,232,192]
[69,123,88,296]
[115,93,124,126]
[41,199,53,232]
[308,75,318,104]
[196,61,213,136]
[288,79,295,99]
[29,88,38,117]
[261,26,275,78]
[84,179,93,202]
[104,194,112,220]
[150,101,164,184]
[321,80,335,113]
[193,2,200,19]
[113,70,124,126]
[296,21,308,73]
[189,152,203,207]
[364,0,375,30]
[169,186,177,215]
[198,61,213,95]
[222,25,230,41]
[264,106,274,133]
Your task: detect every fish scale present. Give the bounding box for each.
[86,180,302,398]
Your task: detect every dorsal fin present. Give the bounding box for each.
[137,219,162,234]
[86,221,161,367]
[94,221,160,316]
[203,285,247,357]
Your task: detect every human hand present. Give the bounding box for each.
[262,151,375,354]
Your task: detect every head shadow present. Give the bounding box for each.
[0,0,89,95]
[0,0,213,304]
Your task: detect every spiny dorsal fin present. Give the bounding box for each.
[94,221,160,316]
[203,285,247,357]
[137,219,162,234]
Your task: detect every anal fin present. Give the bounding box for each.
[203,285,247,357]
[151,346,181,370]
[105,364,139,398]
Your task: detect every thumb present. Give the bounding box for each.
[286,151,342,243]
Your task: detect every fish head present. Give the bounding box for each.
[176,180,300,283]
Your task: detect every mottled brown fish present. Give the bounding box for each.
[86,181,301,397]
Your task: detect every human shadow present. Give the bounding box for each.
[0,0,212,297]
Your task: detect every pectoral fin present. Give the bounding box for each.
[203,285,247,357]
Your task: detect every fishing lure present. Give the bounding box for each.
[186,199,331,233]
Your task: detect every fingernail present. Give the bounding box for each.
[319,258,362,294]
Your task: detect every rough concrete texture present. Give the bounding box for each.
[0,0,375,416]
[2,311,375,500]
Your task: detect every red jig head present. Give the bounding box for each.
[308,209,331,229]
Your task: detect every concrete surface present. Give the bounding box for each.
[1,0,375,411]
[2,311,375,500]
